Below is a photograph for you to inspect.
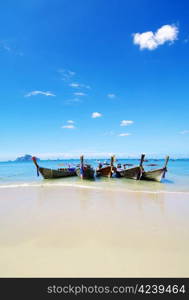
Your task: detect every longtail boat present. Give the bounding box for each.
[141,156,169,182]
[32,157,77,179]
[96,156,116,177]
[76,155,95,179]
[116,154,145,180]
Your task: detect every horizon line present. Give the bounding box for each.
[1,156,189,163]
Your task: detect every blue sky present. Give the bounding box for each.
[0,0,189,160]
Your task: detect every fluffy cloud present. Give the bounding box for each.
[25,90,55,97]
[118,133,131,136]
[91,112,102,118]
[133,24,178,50]
[120,120,134,126]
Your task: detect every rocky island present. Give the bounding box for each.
[15,154,40,162]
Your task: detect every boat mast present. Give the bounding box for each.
[80,155,84,168]
[110,155,115,178]
[162,155,169,178]
[80,155,84,179]
[139,153,145,167]
[32,156,40,176]
[137,153,145,180]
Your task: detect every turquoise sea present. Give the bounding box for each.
[0,158,189,193]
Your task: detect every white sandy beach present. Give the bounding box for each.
[0,185,189,277]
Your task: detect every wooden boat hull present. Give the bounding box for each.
[32,157,76,179]
[141,168,166,182]
[38,167,76,179]
[96,166,116,177]
[116,166,142,180]
[76,167,95,179]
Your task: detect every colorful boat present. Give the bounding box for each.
[141,156,169,182]
[32,157,76,179]
[76,155,95,179]
[96,156,116,177]
[116,154,145,180]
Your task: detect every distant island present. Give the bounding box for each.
[15,154,40,162]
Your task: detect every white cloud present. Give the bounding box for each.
[120,120,134,126]
[69,82,90,89]
[62,120,76,128]
[180,130,189,135]
[58,69,75,81]
[62,124,75,129]
[25,90,55,97]
[133,24,179,50]
[91,112,102,118]
[107,93,116,99]
[69,83,80,88]
[118,133,131,136]
[73,92,86,96]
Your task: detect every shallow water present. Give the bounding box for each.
[0,159,189,193]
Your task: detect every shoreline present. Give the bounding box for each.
[0,181,189,194]
[0,185,189,277]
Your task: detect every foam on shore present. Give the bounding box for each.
[0,181,189,195]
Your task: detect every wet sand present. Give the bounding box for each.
[0,185,189,277]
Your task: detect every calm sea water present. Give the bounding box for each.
[0,159,189,193]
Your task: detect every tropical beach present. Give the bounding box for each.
[1,0,189,281]
[0,158,189,277]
